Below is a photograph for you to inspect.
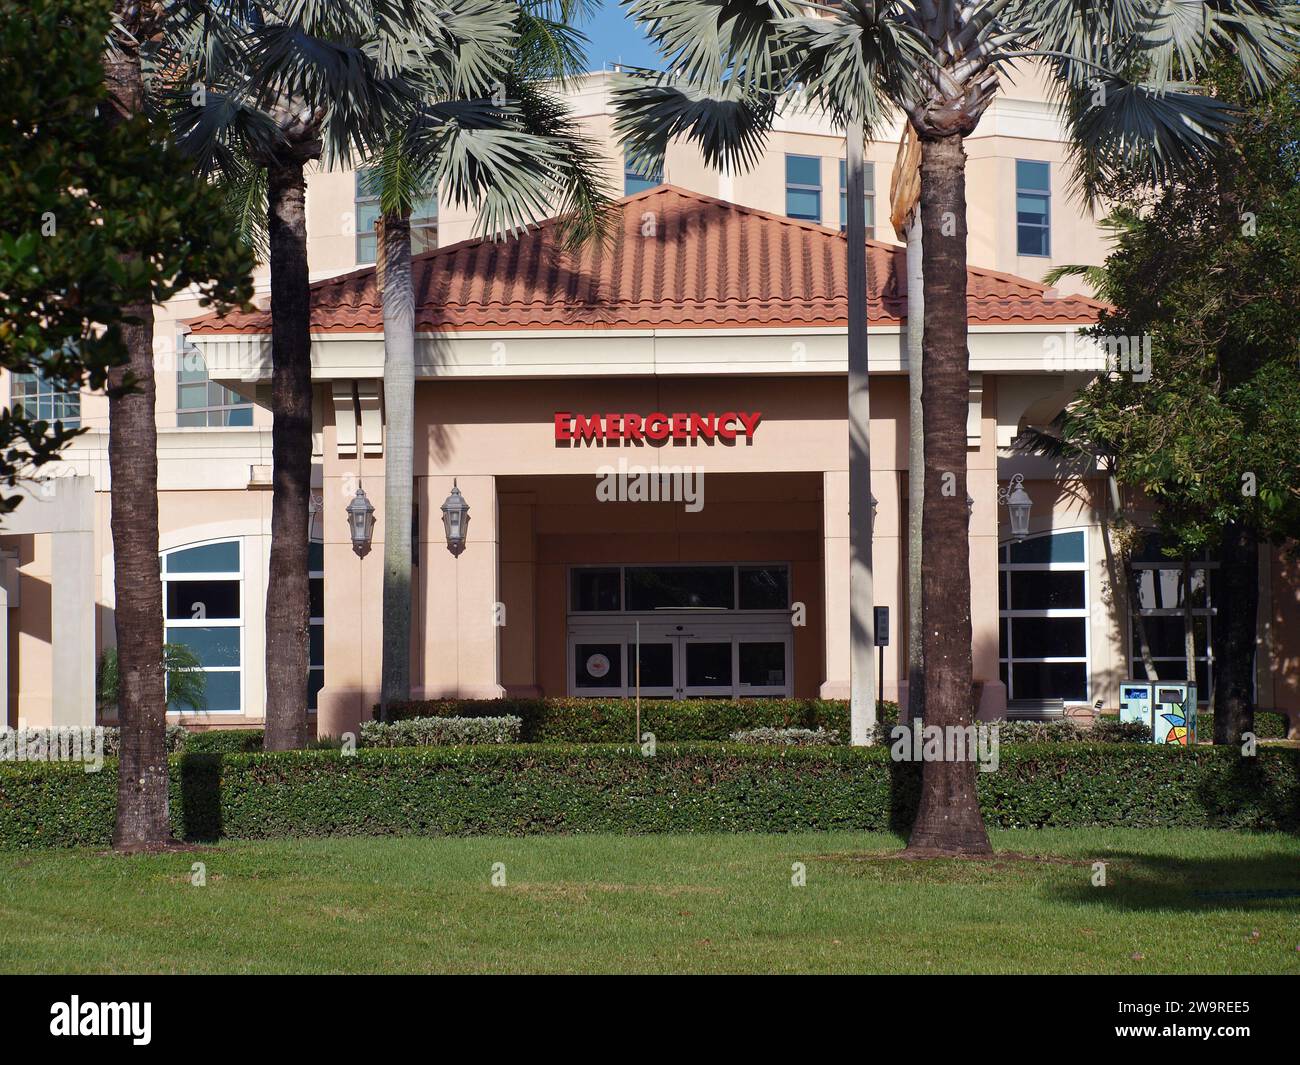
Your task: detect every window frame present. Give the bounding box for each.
[838,158,876,237]
[175,332,253,427]
[785,154,823,222]
[1015,159,1051,257]
[309,537,325,712]
[1128,554,1219,703]
[11,369,81,429]
[355,168,438,265]
[623,152,663,195]
[998,529,1090,702]
[161,538,244,715]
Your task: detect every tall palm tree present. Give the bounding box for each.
[612,0,1299,856]
[102,0,171,848]
[375,0,614,716]
[166,1,571,747]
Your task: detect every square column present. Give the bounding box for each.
[820,470,850,699]
[415,475,503,700]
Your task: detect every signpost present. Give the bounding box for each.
[874,606,890,707]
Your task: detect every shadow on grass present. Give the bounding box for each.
[1051,850,1300,913]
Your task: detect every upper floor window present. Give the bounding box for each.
[838,158,875,237]
[177,336,252,427]
[785,154,822,222]
[11,370,79,429]
[1015,160,1051,257]
[624,152,663,195]
[355,168,437,265]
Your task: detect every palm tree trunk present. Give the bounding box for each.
[905,214,924,727]
[845,114,877,745]
[380,212,414,717]
[1212,520,1258,744]
[263,159,312,751]
[103,23,169,851]
[906,133,991,857]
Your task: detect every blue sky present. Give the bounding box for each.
[580,1,660,70]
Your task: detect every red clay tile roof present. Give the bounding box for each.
[188,184,1105,335]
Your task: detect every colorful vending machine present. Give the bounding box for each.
[1152,683,1197,746]
[1120,680,1197,745]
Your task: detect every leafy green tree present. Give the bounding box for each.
[612,0,1298,855]
[1063,64,1300,745]
[165,1,577,748]
[0,0,249,509]
[2,0,253,850]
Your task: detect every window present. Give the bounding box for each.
[309,540,325,711]
[569,564,790,613]
[624,152,663,195]
[998,530,1089,701]
[11,370,80,428]
[838,158,876,237]
[1016,160,1051,256]
[1128,535,1216,701]
[176,335,252,427]
[355,168,437,265]
[162,540,243,713]
[785,154,822,221]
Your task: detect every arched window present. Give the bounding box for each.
[998,529,1089,702]
[162,540,243,712]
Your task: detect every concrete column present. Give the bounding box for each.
[499,490,538,697]
[316,464,385,738]
[51,529,96,727]
[415,474,503,699]
[970,381,1007,719]
[820,470,850,699]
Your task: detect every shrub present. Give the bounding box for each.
[729,726,839,746]
[180,729,264,754]
[380,697,898,743]
[1,743,1296,848]
[1198,711,1289,740]
[360,716,522,748]
[1090,718,1152,743]
[0,724,189,762]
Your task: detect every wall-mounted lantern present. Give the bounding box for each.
[997,473,1033,542]
[347,486,376,557]
[441,480,470,557]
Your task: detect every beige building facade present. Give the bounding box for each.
[2,73,1296,735]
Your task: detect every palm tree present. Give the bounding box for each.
[102,0,171,847]
[375,0,614,716]
[166,1,572,747]
[611,0,1298,856]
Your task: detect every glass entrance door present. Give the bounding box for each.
[569,625,792,698]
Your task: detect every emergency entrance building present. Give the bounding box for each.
[1,71,1296,737]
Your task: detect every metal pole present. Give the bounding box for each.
[847,112,878,744]
[635,620,641,743]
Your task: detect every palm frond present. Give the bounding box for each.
[611,71,778,175]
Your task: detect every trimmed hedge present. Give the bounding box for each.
[381,697,896,743]
[360,716,522,747]
[1,743,1296,848]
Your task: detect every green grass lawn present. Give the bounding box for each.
[2,829,1298,974]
